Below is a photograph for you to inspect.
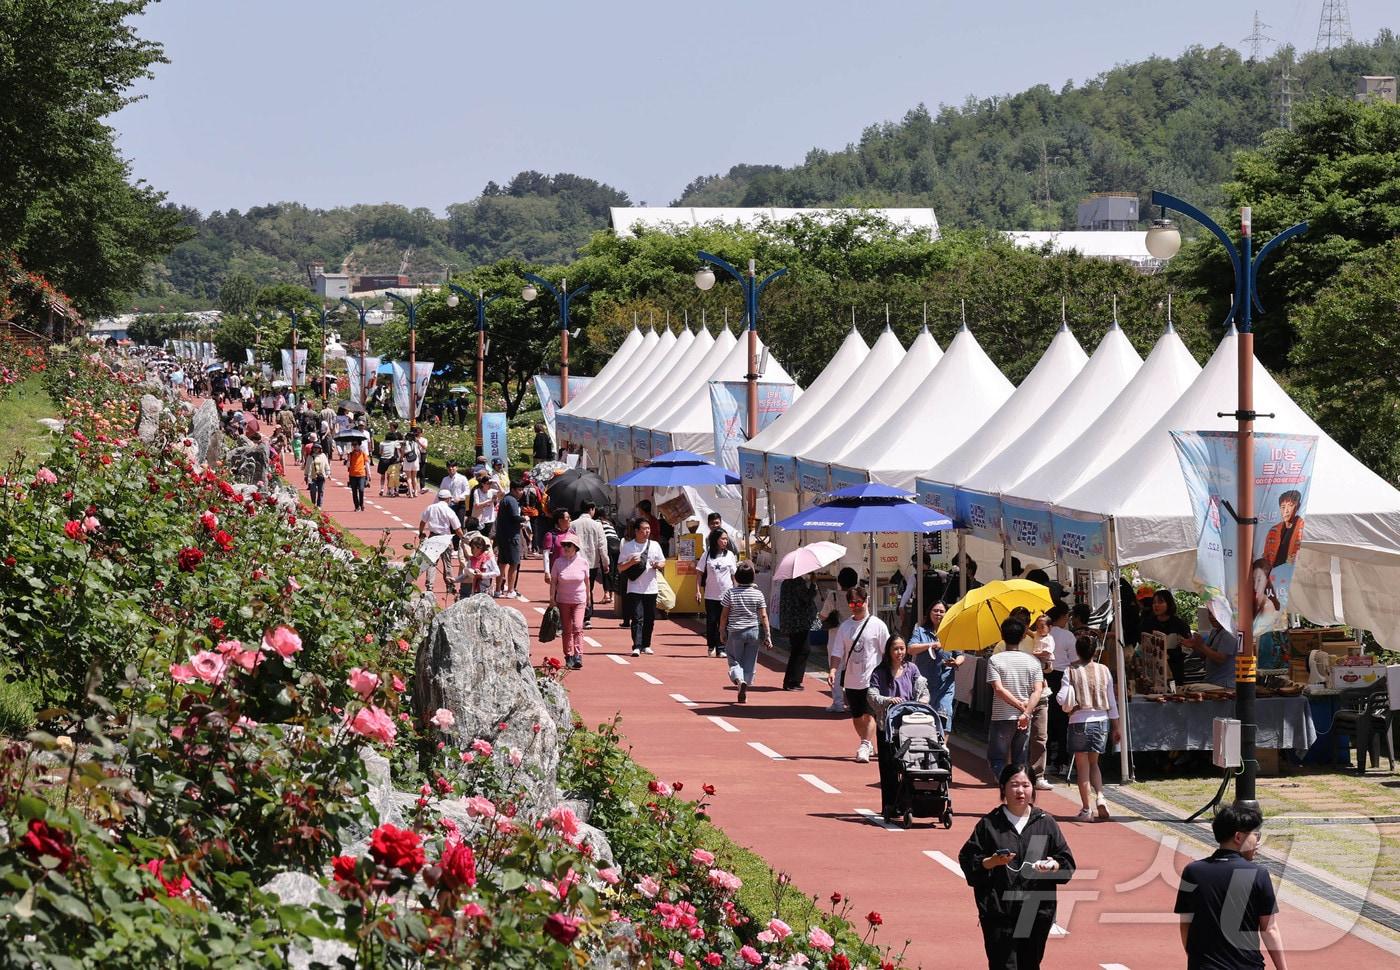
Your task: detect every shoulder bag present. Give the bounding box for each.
[620,540,650,582]
[539,606,560,644]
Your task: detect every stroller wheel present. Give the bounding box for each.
[941,811,953,829]
[902,812,912,829]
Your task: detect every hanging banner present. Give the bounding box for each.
[533,375,592,447]
[829,464,869,490]
[1171,430,1318,635]
[767,455,798,492]
[1049,510,1112,569]
[630,428,652,461]
[795,459,830,495]
[245,349,255,367]
[708,381,796,477]
[956,489,1005,545]
[280,349,308,384]
[391,361,434,419]
[651,431,673,457]
[346,355,381,405]
[737,447,766,487]
[1001,498,1056,557]
[482,412,509,466]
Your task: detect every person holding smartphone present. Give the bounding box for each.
[958,764,1076,970]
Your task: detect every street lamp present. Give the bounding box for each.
[521,273,589,408]
[1146,191,1306,812]
[448,283,503,451]
[384,291,424,424]
[340,297,372,407]
[277,305,302,400]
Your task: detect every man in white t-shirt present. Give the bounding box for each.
[827,585,889,763]
[470,470,500,537]
[418,488,464,594]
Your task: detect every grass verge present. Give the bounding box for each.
[0,376,58,468]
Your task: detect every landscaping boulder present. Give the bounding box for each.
[137,394,164,442]
[190,400,219,465]
[35,418,65,433]
[414,594,563,809]
[258,872,354,969]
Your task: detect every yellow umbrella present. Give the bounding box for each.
[936,579,1055,652]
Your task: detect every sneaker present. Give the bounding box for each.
[583,619,592,630]
[1034,778,1055,791]
[1074,807,1093,822]
[1095,793,1110,820]
[855,741,872,763]
[825,702,846,714]
[737,683,747,704]
[575,656,583,669]
[631,648,641,657]
[642,647,654,655]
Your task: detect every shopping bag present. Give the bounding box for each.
[539,606,560,643]
[655,573,676,612]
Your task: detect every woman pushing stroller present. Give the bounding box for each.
[866,635,928,821]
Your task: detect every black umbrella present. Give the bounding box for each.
[545,470,612,513]
[337,399,366,415]
[334,429,371,444]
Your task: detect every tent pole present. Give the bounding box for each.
[958,530,968,598]
[915,538,924,633]
[1107,516,1133,783]
[1003,542,1013,580]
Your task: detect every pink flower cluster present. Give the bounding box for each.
[169,626,302,687]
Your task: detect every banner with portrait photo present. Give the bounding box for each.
[708,380,796,478]
[533,374,592,447]
[346,356,381,405]
[1171,430,1318,636]
[280,349,307,384]
[391,361,433,419]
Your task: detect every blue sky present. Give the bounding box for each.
[112,0,1395,214]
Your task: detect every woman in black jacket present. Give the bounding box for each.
[958,764,1076,970]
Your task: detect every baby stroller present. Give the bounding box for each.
[885,701,953,829]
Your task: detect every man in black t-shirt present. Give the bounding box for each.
[494,480,525,598]
[1174,805,1287,970]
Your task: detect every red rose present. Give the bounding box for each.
[828,956,851,970]
[830,892,842,905]
[438,841,477,890]
[142,858,192,898]
[331,855,360,883]
[369,824,424,875]
[543,912,582,945]
[177,547,204,572]
[63,520,83,541]
[21,820,74,872]
[212,530,234,552]
[865,910,882,926]
[703,783,716,796]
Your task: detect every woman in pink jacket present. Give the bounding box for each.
[549,532,589,670]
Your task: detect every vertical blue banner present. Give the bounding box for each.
[828,464,869,490]
[709,381,795,475]
[768,455,797,492]
[650,431,672,457]
[795,459,830,495]
[482,412,509,466]
[916,480,959,524]
[630,428,652,461]
[1171,431,1318,635]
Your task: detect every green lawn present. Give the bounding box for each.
[0,376,57,469]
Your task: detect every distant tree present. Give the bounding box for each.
[218,273,259,316]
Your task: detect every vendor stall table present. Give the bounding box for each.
[1127,696,1316,757]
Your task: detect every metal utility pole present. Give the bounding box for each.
[1242,11,1275,62]
[1278,56,1296,130]
[1315,0,1353,52]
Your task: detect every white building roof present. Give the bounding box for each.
[611,206,939,237]
[1002,231,1159,267]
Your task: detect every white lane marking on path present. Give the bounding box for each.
[1100,964,1132,969]
[583,637,602,648]
[636,672,663,685]
[1050,923,1069,937]
[747,742,785,761]
[669,693,698,708]
[533,607,546,615]
[855,808,902,831]
[607,654,630,666]
[516,596,530,603]
[706,716,740,733]
[799,773,840,794]
[923,850,963,877]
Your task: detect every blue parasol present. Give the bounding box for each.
[774,483,952,533]
[376,362,394,375]
[609,450,740,487]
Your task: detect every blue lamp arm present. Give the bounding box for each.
[697,251,744,284]
[756,267,789,298]
[1249,221,1309,315]
[1151,191,1245,325]
[522,272,561,303]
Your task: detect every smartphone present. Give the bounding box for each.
[994,849,1014,857]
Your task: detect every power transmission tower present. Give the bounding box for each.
[1242,10,1275,62]
[1315,0,1353,52]
[1278,54,1296,130]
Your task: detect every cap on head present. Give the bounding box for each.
[437,488,452,500]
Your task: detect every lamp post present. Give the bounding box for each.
[384,291,423,424]
[521,273,590,408]
[277,305,301,400]
[340,297,371,406]
[1145,191,1307,811]
[447,284,503,452]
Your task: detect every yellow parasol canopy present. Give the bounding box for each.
[936,579,1055,652]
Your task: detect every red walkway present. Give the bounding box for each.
[291,454,1393,969]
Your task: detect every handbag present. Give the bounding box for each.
[655,572,676,612]
[620,540,651,582]
[539,606,560,644]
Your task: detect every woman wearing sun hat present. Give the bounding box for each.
[549,531,590,669]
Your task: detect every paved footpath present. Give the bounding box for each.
[291,452,1395,969]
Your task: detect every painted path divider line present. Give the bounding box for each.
[669,693,698,708]
[747,742,785,761]
[533,607,546,615]
[798,774,840,794]
[583,637,602,649]
[706,716,740,733]
[635,672,663,685]
[607,655,630,666]
[922,850,963,877]
[854,808,902,832]
[1100,964,1132,969]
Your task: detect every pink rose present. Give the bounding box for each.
[34,467,57,486]
[807,926,834,951]
[635,875,660,899]
[596,867,620,885]
[429,708,455,730]
[346,705,396,745]
[189,650,227,685]
[549,805,581,842]
[766,917,792,940]
[669,951,685,966]
[739,946,762,966]
[347,667,381,699]
[261,625,302,658]
[462,902,486,918]
[470,738,493,757]
[169,662,197,684]
[81,515,100,534]
[464,796,497,818]
[706,868,742,892]
[391,675,405,692]
[507,747,523,766]
[690,848,715,866]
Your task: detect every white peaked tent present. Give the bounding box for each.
[832,325,1013,491]
[557,326,644,434]
[1012,323,1200,506]
[600,327,699,449]
[739,327,870,486]
[1056,331,1400,649]
[766,327,907,492]
[918,325,1088,570]
[627,327,734,444]
[799,328,944,481]
[561,328,659,453]
[581,328,676,452]
[963,324,1142,498]
[649,330,801,456]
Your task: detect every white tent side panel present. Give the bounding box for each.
[579,329,676,429]
[609,329,708,430]
[744,327,870,457]
[631,329,737,438]
[560,327,644,416]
